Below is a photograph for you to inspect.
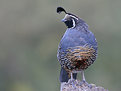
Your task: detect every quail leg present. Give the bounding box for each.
[68,73,75,83]
[68,73,77,88]
[71,72,74,81]
[80,70,92,88]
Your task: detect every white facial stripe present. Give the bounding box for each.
[69,15,78,20]
[72,19,76,28]
[63,14,78,20]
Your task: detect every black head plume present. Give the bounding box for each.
[57,7,67,14]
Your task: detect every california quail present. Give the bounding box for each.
[57,7,98,83]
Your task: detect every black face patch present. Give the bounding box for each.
[64,19,73,28]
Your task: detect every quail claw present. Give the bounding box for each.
[68,79,77,89]
[80,80,92,88]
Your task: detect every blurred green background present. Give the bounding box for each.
[0,0,121,91]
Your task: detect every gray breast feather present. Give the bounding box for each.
[59,28,97,51]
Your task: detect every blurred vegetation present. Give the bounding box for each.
[0,0,121,91]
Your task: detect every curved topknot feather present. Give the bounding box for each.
[57,7,67,14]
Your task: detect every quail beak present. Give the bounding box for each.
[61,18,67,22]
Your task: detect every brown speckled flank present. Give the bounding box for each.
[58,45,97,73]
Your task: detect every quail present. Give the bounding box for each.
[57,7,98,84]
